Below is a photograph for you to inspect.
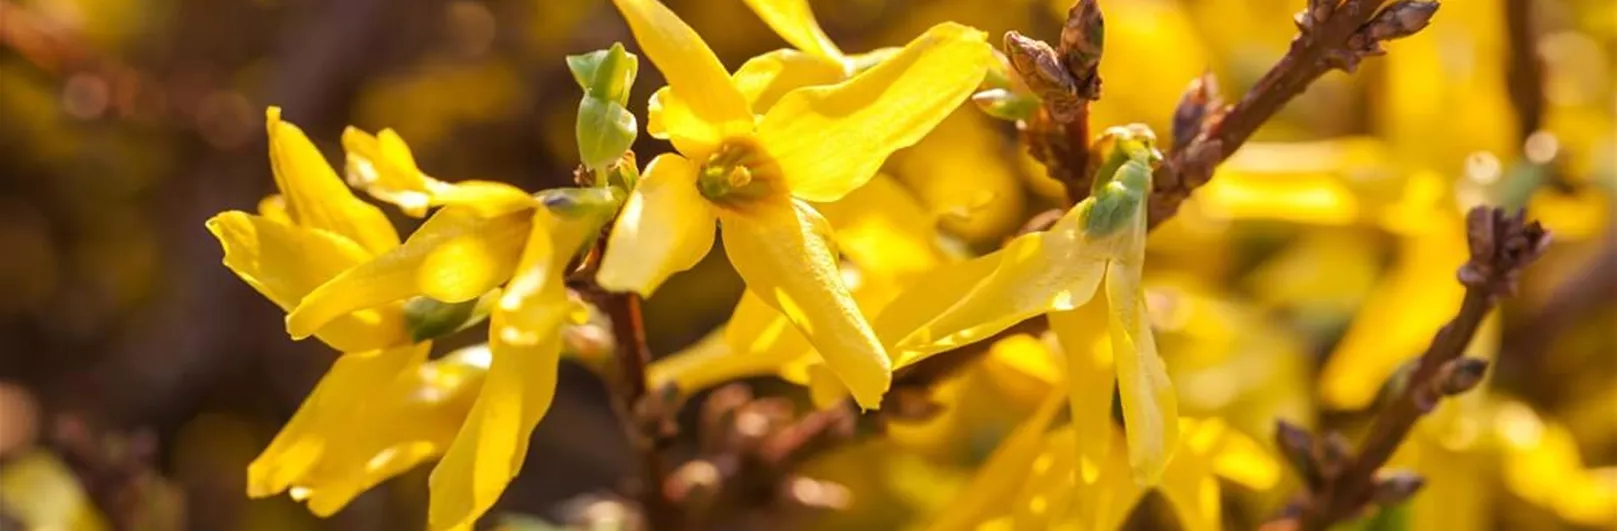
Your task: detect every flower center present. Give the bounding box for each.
[697,140,779,206]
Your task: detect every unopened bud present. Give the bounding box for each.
[1003,31,1085,123]
[1274,420,1323,489]
[1320,432,1352,473]
[1171,72,1222,148]
[1372,470,1426,505]
[1438,357,1490,395]
[1295,0,1337,32]
[1362,1,1439,43]
[1058,0,1104,98]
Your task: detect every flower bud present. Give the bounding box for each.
[1003,31,1085,122]
[1372,470,1426,506]
[1438,357,1489,396]
[972,88,1042,122]
[568,44,641,172]
[1362,1,1440,43]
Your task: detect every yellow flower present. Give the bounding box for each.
[283,192,611,530]
[598,0,991,410]
[246,343,484,516]
[214,111,618,529]
[887,125,1179,484]
[206,107,409,352]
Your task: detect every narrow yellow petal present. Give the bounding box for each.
[428,328,562,531]
[742,0,844,61]
[804,363,851,410]
[1107,260,1179,485]
[206,212,406,351]
[926,390,1065,531]
[1049,304,1115,483]
[896,207,1106,357]
[429,211,575,530]
[1209,425,1281,490]
[597,154,718,296]
[344,127,537,218]
[757,22,990,202]
[609,0,751,150]
[287,207,531,339]
[258,195,290,224]
[265,107,400,254]
[719,199,891,409]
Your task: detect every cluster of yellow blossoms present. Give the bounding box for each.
[203,0,1228,529]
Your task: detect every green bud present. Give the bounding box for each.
[404,292,497,343]
[1082,159,1148,238]
[972,88,1041,122]
[569,44,641,172]
[566,43,638,106]
[576,96,638,173]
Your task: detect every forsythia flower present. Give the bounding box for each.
[211,109,619,529]
[597,0,991,409]
[886,125,1180,483]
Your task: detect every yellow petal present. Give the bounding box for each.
[804,362,851,410]
[742,0,844,61]
[597,154,718,296]
[258,195,290,224]
[206,211,406,351]
[429,210,575,531]
[732,49,848,112]
[646,49,843,142]
[1107,258,1179,485]
[926,389,1065,531]
[896,206,1106,357]
[1209,424,1281,490]
[609,0,751,152]
[428,327,562,530]
[287,207,531,339]
[719,199,891,409]
[1050,303,1115,484]
[265,107,400,254]
[0,451,111,531]
[757,22,990,202]
[725,291,816,376]
[344,127,537,218]
[248,344,431,503]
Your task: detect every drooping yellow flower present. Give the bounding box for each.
[216,112,617,529]
[282,189,613,530]
[206,107,409,352]
[886,125,1180,484]
[598,0,991,410]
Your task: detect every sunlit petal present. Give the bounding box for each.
[206,211,406,351]
[344,127,537,218]
[720,199,891,409]
[757,22,990,202]
[1107,258,1179,485]
[610,0,751,151]
[742,0,844,61]
[265,107,400,254]
[733,49,848,112]
[896,207,1106,356]
[287,208,532,339]
[597,154,718,296]
[1050,303,1115,483]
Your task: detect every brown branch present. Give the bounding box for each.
[1503,0,1545,142]
[1265,207,1550,531]
[597,287,681,530]
[1148,0,1438,228]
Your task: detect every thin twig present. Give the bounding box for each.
[1503,0,1545,142]
[1266,207,1550,530]
[1148,0,1438,228]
